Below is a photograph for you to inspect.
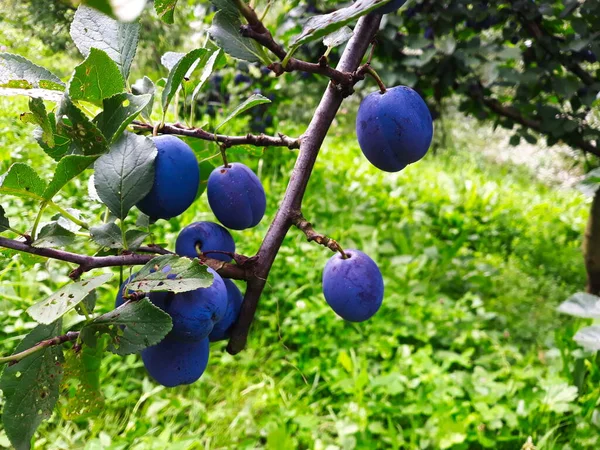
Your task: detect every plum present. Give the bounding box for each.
[207,163,266,230]
[176,221,235,262]
[114,273,137,309]
[136,135,200,220]
[356,85,433,172]
[322,249,384,322]
[168,268,228,341]
[209,279,244,342]
[114,272,171,312]
[377,0,406,14]
[142,336,209,387]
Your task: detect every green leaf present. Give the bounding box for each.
[209,11,266,63]
[125,229,149,250]
[82,0,146,22]
[557,292,600,319]
[93,132,157,220]
[95,92,152,142]
[573,325,600,351]
[90,222,123,248]
[32,222,76,248]
[0,163,47,199]
[0,205,10,234]
[70,4,140,79]
[155,0,179,23]
[0,53,65,90]
[161,51,186,71]
[69,48,125,105]
[59,340,104,419]
[323,26,353,49]
[128,254,215,293]
[215,93,271,133]
[210,0,239,18]
[161,48,207,115]
[197,159,216,199]
[20,98,54,147]
[35,113,72,161]
[191,49,223,104]
[0,320,64,450]
[0,86,64,101]
[43,155,97,200]
[80,299,172,355]
[27,274,113,324]
[75,291,97,316]
[56,95,108,156]
[131,76,156,120]
[290,0,394,48]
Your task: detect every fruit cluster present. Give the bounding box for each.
[119,78,432,387]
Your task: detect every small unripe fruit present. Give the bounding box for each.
[176,221,235,262]
[356,86,433,172]
[322,250,384,322]
[209,279,244,342]
[207,163,266,230]
[168,268,228,341]
[142,336,209,387]
[136,135,200,220]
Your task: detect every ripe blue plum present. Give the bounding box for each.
[168,268,228,341]
[175,221,235,262]
[378,0,406,14]
[114,272,171,311]
[141,336,209,387]
[136,135,200,220]
[356,85,433,172]
[322,249,384,322]
[209,279,243,342]
[207,163,266,230]
[114,273,137,308]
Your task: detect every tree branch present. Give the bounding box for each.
[132,122,300,150]
[291,211,346,257]
[226,12,384,355]
[0,237,250,280]
[0,331,79,365]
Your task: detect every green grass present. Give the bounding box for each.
[1,98,599,449]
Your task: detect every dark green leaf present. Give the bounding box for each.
[75,291,97,316]
[162,48,207,115]
[0,163,47,199]
[27,274,113,324]
[125,229,149,250]
[0,320,64,450]
[0,205,11,234]
[131,76,156,120]
[20,98,54,147]
[128,254,215,293]
[32,222,76,249]
[216,93,271,133]
[210,0,239,18]
[95,92,151,142]
[509,135,521,146]
[154,0,179,24]
[70,5,140,79]
[90,222,123,248]
[82,0,146,22]
[80,299,172,355]
[0,53,65,90]
[93,132,157,220]
[209,11,266,63]
[69,48,125,105]
[43,155,97,200]
[35,113,72,161]
[56,96,108,156]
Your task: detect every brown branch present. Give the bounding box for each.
[291,212,346,257]
[226,12,384,355]
[132,122,300,150]
[0,237,250,281]
[0,331,79,365]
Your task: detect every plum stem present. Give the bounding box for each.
[220,145,230,168]
[292,212,348,264]
[363,65,387,94]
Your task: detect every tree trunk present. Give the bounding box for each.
[584,189,600,295]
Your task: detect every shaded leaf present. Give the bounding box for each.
[75,291,97,316]
[20,98,54,147]
[323,26,353,49]
[155,0,179,24]
[0,320,64,450]
[70,5,140,79]
[56,95,108,156]
[128,254,214,293]
[161,48,207,115]
[191,49,223,103]
[0,163,47,199]
[209,11,266,63]
[90,222,123,248]
[125,229,149,250]
[0,53,65,90]
[95,92,152,142]
[43,155,97,200]
[69,48,125,105]
[27,274,113,324]
[131,76,155,120]
[93,132,157,219]
[80,299,172,355]
[35,113,72,161]
[215,93,271,133]
[32,222,76,248]
[0,205,10,234]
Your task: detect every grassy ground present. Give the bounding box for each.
[0,92,599,449]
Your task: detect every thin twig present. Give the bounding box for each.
[0,331,79,365]
[291,212,347,258]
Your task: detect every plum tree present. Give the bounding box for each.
[209,279,244,342]
[322,249,384,322]
[377,0,406,14]
[356,86,433,172]
[175,221,236,262]
[207,163,266,230]
[136,135,200,220]
[167,268,228,341]
[141,336,210,387]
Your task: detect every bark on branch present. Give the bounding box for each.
[292,212,346,256]
[0,331,79,365]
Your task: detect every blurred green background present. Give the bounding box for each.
[1,1,600,449]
